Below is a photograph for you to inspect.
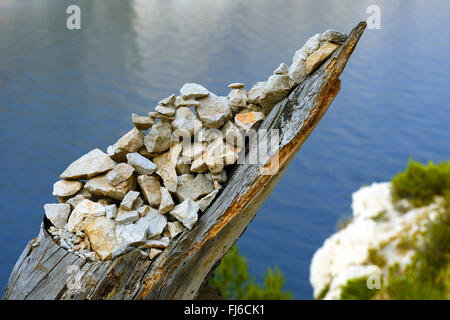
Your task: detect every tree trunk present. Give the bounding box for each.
[3,21,366,300]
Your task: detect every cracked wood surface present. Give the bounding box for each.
[3,22,366,300]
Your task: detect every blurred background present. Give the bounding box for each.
[0,0,449,299]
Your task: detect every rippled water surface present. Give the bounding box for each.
[0,0,449,299]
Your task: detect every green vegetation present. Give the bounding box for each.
[340,276,380,300]
[317,282,330,300]
[209,245,293,300]
[392,159,450,207]
[367,247,387,268]
[371,209,388,222]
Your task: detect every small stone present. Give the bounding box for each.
[169,199,199,230]
[176,158,191,174]
[132,113,154,130]
[97,198,113,207]
[180,83,210,99]
[288,56,307,85]
[196,94,233,128]
[144,121,173,153]
[106,163,135,186]
[196,190,219,212]
[205,170,227,184]
[235,112,265,132]
[66,194,87,209]
[159,187,174,214]
[299,33,321,56]
[133,197,144,210]
[259,74,292,113]
[221,120,243,147]
[204,139,226,174]
[146,208,167,238]
[84,216,118,261]
[227,88,247,112]
[149,248,163,259]
[155,105,175,116]
[223,143,241,166]
[274,63,288,75]
[158,94,176,106]
[228,82,245,89]
[154,143,182,192]
[190,154,208,173]
[181,142,205,163]
[137,175,162,207]
[126,152,156,175]
[306,41,339,74]
[138,146,159,159]
[173,96,200,108]
[44,203,71,229]
[133,239,169,250]
[116,208,140,224]
[319,30,347,44]
[85,173,137,200]
[213,180,222,190]
[171,107,202,137]
[112,243,134,259]
[85,251,99,262]
[137,204,150,217]
[116,127,145,153]
[60,149,116,179]
[67,199,106,233]
[52,180,83,197]
[167,221,184,238]
[247,81,266,104]
[174,173,214,202]
[107,143,127,162]
[120,191,140,210]
[115,220,148,245]
[147,112,175,121]
[105,204,117,219]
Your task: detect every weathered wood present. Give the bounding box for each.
[3,22,366,300]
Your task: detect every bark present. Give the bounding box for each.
[3,22,366,300]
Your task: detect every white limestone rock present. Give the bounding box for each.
[196,189,219,212]
[180,83,210,99]
[107,143,127,162]
[159,187,174,214]
[227,88,247,112]
[173,96,200,108]
[274,63,288,75]
[44,203,71,229]
[247,81,266,104]
[85,173,137,201]
[116,127,145,153]
[145,208,168,238]
[144,121,173,153]
[126,152,156,175]
[205,170,227,184]
[106,163,135,186]
[52,180,83,197]
[176,158,191,174]
[105,204,117,220]
[190,154,208,173]
[154,143,182,192]
[259,74,292,113]
[149,248,163,259]
[166,221,184,238]
[196,94,233,129]
[132,113,154,130]
[171,107,202,137]
[155,105,175,116]
[137,175,162,207]
[306,41,339,74]
[169,199,200,230]
[66,194,88,209]
[115,208,140,224]
[288,53,307,85]
[67,199,106,233]
[158,94,176,106]
[221,120,243,148]
[181,142,205,163]
[60,149,116,179]
[84,216,118,261]
[319,30,347,44]
[235,111,265,132]
[174,173,214,202]
[120,191,140,210]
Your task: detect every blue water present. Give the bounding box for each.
[0,0,449,299]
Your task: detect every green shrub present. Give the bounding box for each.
[209,245,293,300]
[340,276,380,300]
[392,159,450,207]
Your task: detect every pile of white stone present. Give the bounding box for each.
[43,30,347,262]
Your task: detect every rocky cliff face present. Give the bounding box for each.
[310,182,443,300]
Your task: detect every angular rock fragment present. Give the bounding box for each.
[147,112,175,121]
[133,239,169,250]
[144,121,173,153]
[169,199,199,230]
[288,53,307,85]
[173,96,200,108]
[196,94,232,128]
[259,74,292,113]
[138,146,159,159]
[274,63,288,75]
[306,41,339,74]
[228,82,245,89]
[158,94,176,106]
[112,243,135,259]
[221,120,243,147]
[155,105,175,116]
[132,113,154,130]
[205,170,227,184]
[154,143,182,192]
[319,30,347,44]
[180,83,210,99]
[235,111,265,132]
[120,191,140,210]
[67,199,106,233]
[84,216,118,260]
[196,190,219,212]
[115,208,140,224]
[180,142,205,163]
[106,163,135,186]
[137,204,150,217]
[146,208,167,238]
[227,88,247,112]
[171,107,202,137]
[176,158,191,174]
[107,143,127,162]
[60,149,116,179]
[174,173,214,202]
[166,221,184,238]
[44,203,71,229]
[149,248,162,259]
[137,175,162,207]
[52,180,83,197]
[159,187,174,214]
[190,154,208,173]
[247,81,266,104]
[133,197,144,210]
[204,139,226,174]
[115,220,147,245]
[66,194,87,209]
[85,173,137,201]
[116,127,145,153]
[126,152,156,175]
[105,204,117,220]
